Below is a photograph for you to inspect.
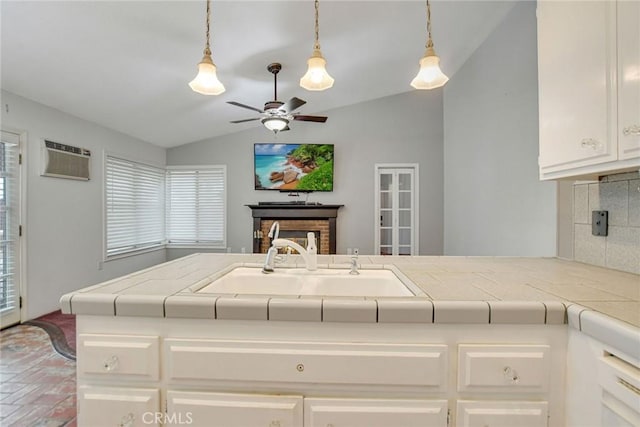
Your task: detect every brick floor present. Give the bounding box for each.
[0,325,76,427]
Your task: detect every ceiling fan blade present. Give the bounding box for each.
[280,126,291,132]
[227,101,264,114]
[293,115,328,123]
[230,117,261,124]
[279,97,306,113]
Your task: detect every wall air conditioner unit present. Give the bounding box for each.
[41,140,91,181]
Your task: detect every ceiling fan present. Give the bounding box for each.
[227,62,328,133]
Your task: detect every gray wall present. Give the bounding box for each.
[573,172,640,274]
[1,91,167,319]
[442,1,557,256]
[167,90,444,257]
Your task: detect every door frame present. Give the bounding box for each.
[0,129,26,328]
[374,163,419,256]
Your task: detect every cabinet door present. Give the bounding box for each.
[618,0,640,160]
[78,386,160,427]
[167,391,303,427]
[305,398,448,427]
[456,400,548,427]
[537,1,618,177]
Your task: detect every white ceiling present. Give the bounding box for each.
[1,1,516,148]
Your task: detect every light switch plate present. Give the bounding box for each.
[592,210,608,236]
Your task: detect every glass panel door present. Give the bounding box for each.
[375,165,417,256]
[0,130,21,329]
[378,171,393,255]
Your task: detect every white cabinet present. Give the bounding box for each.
[165,339,447,390]
[537,0,640,180]
[78,334,159,381]
[618,0,640,160]
[167,391,303,427]
[457,344,550,393]
[78,386,160,427]
[304,398,448,427]
[456,400,548,427]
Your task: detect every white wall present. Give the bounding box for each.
[443,1,557,256]
[1,91,167,320]
[167,90,444,257]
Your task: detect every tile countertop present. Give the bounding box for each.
[60,253,640,328]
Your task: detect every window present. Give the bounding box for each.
[105,155,165,257]
[166,166,226,247]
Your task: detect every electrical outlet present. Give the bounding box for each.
[347,248,352,255]
[592,210,608,236]
[241,247,246,254]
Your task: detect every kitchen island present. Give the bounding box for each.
[61,254,640,427]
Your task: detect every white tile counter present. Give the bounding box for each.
[61,253,639,354]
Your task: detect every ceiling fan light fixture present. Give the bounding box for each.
[189,54,226,95]
[411,0,448,90]
[300,49,334,91]
[262,117,289,133]
[189,0,225,95]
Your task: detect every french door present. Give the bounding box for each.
[374,164,418,256]
[0,130,22,328]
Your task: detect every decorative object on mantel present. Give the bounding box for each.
[188,0,225,95]
[247,204,343,254]
[300,0,334,91]
[410,0,449,90]
[227,63,328,134]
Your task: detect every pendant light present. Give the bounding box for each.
[300,0,334,91]
[411,0,449,90]
[189,0,225,95]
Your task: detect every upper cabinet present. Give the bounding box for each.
[618,0,640,160]
[537,0,640,180]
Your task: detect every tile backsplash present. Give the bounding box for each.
[573,171,640,274]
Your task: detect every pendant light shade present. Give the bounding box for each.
[411,0,448,90]
[410,46,449,90]
[189,0,225,95]
[300,0,334,91]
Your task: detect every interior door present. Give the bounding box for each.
[0,130,21,329]
[375,165,418,256]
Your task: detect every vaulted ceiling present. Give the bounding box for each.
[1,1,516,147]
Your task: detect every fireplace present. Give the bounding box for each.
[247,204,343,254]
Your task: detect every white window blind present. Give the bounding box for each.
[0,131,19,313]
[105,155,165,257]
[166,166,226,246]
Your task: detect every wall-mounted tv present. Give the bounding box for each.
[254,143,334,191]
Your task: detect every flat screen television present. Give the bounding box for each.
[254,143,334,191]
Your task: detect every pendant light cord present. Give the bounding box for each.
[314,0,321,50]
[204,0,212,56]
[425,0,434,49]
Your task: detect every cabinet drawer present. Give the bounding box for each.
[166,339,448,390]
[78,385,160,427]
[456,400,548,427]
[457,344,550,392]
[304,398,448,427]
[78,334,159,380]
[167,391,303,427]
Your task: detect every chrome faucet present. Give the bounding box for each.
[349,256,360,275]
[268,221,280,241]
[262,232,317,273]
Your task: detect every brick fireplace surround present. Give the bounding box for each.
[247,204,343,254]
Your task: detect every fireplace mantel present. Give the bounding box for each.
[247,204,343,254]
